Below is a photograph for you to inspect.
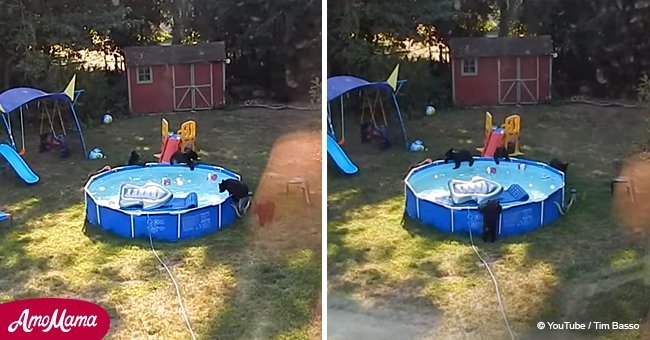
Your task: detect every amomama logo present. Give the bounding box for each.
[0,298,110,339]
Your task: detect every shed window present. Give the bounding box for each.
[461,58,477,76]
[136,67,153,84]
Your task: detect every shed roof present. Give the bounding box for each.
[123,42,226,67]
[449,36,552,58]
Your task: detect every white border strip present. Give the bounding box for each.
[450,209,454,232]
[218,204,222,229]
[130,215,134,238]
[177,214,181,239]
[498,214,503,235]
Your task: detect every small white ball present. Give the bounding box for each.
[425,106,436,116]
[102,114,113,124]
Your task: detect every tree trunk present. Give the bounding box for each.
[498,0,509,37]
[171,0,186,44]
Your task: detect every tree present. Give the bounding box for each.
[525,0,650,97]
[0,0,136,87]
[190,0,322,100]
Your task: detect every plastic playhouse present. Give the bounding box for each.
[156,118,198,163]
[477,112,523,157]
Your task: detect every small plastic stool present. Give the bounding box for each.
[286,177,311,205]
[611,176,636,203]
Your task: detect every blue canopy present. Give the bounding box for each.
[327,76,396,102]
[0,87,87,156]
[0,88,71,115]
[327,75,409,148]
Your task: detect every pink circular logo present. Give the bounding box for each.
[0,298,111,339]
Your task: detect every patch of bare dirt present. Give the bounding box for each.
[327,294,440,340]
[613,154,650,240]
[248,130,322,256]
[611,154,650,335]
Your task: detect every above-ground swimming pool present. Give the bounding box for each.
[84,164,241,242]
[404,157,565,237]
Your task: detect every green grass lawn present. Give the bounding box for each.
[328,104,650,339]
[0,107,322,339]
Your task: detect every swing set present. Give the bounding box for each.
[359,89,391,148]
[37,101,70,156]
[327,74,409,150]
[0,76,87,157]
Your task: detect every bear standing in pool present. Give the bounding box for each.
[478,200,502,243]
[444,148,475,169]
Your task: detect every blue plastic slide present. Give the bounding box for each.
[0,143,39,184]
[327,134,358,175]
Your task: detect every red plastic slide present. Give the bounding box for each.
[481,130,505,157]
[160,135,181,163]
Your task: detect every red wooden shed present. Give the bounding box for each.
[449,36,553,106]
[124,42,227,114]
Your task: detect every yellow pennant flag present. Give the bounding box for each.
[386,64,399,91]
[64,74,76,101]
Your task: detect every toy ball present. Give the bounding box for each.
[88,148,104,160]
[102,114,113,125]
[486,166,497,174]
[209,173,218,181]
[162,178,172,186]
[409,142,425,152]
[425,106,436,116]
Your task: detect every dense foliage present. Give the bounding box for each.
[0,0,321,125]
[329,0,650,109]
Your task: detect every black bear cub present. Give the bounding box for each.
[218,179,251,200]
[478,200,502,243]
[444,148,474,169]
[219,179,253,218]
[493,146,510,165]
[128,150,144,166]
[171,150,199,170]
[549,158,569,174]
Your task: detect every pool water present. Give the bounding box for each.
[407,158,564,207]
[86,165,238,211]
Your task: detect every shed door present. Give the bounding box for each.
[498,56,539,104]
[173,63,214,111]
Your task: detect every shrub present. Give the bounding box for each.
[37,64,128,126]
[637,72,650,106]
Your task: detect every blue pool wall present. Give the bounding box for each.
[404,158,565,237]
[84,164,241,242]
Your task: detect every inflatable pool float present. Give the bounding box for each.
[448,176,503,205]
[119,182,173,209]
